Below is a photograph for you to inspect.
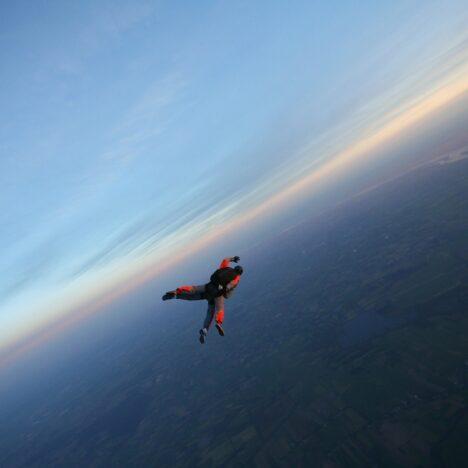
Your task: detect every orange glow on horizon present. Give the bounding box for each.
[1,72,467,371]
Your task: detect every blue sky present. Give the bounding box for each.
[1,0,467,357]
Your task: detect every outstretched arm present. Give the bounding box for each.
[219,256,240,268]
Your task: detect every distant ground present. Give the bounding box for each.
[0,149,467,467]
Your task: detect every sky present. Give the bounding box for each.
[1,0,467,363]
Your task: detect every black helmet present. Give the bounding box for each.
[234,265,243,275]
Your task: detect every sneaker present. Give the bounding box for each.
[199,328,207,344]
[162,291,176,301]
[215,323,225,337]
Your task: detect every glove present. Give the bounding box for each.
[231,256,240,263]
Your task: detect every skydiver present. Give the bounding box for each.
[162,256,243,344]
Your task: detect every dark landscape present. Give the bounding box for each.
[1,151,467,467]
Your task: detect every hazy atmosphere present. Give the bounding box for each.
[1,2,467,466]
[2,0,466,362]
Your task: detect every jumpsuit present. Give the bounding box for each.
[174,258,240,331]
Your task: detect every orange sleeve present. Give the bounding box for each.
[219,257,231,268]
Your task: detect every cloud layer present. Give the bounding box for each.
[1,0,467,361]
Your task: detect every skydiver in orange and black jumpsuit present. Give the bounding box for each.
[162,256,243,344]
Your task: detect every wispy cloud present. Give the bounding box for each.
[56,1,156,76]
[103,73,187,164]
[2,0,467,368]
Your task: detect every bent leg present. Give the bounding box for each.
[214,296,225,325]
[203,301,215,330]
[175,285,205,301]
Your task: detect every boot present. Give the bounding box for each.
[215,322,225,337]
[199,328,207,344]
[162,291,176,301]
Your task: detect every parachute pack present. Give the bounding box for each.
[210,267,238,288]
